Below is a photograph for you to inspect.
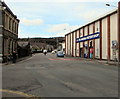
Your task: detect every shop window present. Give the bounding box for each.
[84,44,88,58]
[79,48,83,57]
[97,28,98,31]
[12,21,14,32]
[90,41,93,48]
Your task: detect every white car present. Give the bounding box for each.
[51,50,57,54]
[43,50,47,53]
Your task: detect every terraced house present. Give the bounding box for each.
[0,1,19,63]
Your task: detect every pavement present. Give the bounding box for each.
[2,55,32,65]
[2,53,119,66]
[65,55,119,66]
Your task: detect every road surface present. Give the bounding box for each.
[2,53,118,97]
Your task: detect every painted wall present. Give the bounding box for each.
[89,24,93,48]
[110,13,118,60]
[84,26,88,57]
[95,21,100,58]
[76,30,79,56]
[80,29,83,48]
[65,36,68,54]
[73,32,76,56]
[70,33,72,56]
[102,17,108,59]
[89,24,93,35]
[67,34,71,55]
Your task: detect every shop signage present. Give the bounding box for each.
[76,32,100,43]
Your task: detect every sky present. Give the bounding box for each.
[3,0,120,38]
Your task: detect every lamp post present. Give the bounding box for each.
[106,2,120,65]
[118,2,120,66]
[106,4,117,8]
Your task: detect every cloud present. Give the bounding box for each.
[75,10,97,21]
[47,24,70,33]
[48,23,80,33]
[56,32,66,37]
[52,25,81,37]
[6,0,118,38]
[72,5,85,11]
[74,7,114,22]
[47,24,80,37]
[20,18,44,26]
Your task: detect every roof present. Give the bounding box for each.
[18,41,29,48]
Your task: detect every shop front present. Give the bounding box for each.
[76,32,100,59]
[84,44,88,58]
[89,41,93,58]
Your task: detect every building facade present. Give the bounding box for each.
[65,3,120,63]
[0,1,19,62]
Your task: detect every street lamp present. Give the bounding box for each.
[106,4,117,8]
[106,2,120,65]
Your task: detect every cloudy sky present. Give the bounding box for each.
[3,0,119,38]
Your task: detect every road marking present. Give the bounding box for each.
[0,89,37,97]
[48,58,81,61]
[48,58,62,61]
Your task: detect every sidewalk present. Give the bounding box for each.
[65,55,119,66]
[95,59,119,66]
[2,55,32,65]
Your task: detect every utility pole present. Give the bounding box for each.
[118,1,120,66]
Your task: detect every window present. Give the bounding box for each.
[9,18,11,30]
[12,20,14,32]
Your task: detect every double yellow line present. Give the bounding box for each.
[0,89,38,97]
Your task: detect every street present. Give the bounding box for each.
[2,53,118,97]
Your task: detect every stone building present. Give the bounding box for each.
[0,1,19,63]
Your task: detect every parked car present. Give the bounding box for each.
[56,51,64,57]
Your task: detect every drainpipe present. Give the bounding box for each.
[118,1,120,66]
[0,34,2,63]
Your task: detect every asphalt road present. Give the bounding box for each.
[2,53,118,97]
